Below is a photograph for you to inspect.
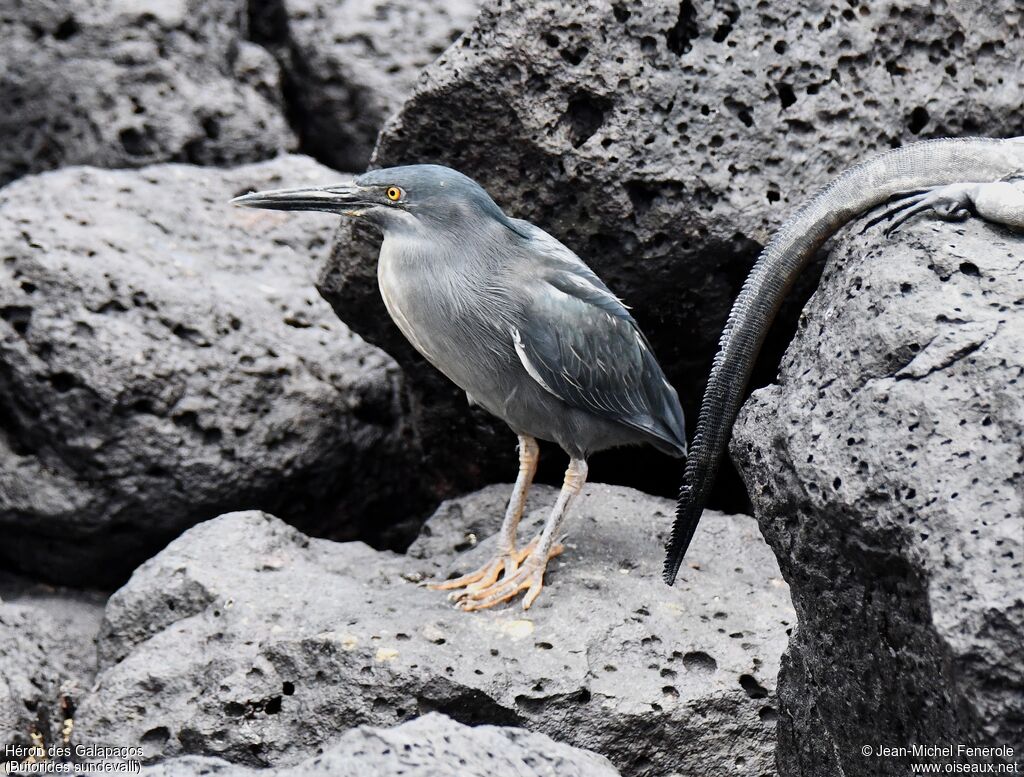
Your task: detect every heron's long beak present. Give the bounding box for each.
[229,183,374,215]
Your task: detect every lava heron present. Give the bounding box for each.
[233,165,686,610]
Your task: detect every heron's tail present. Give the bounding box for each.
[663,136,1024,584]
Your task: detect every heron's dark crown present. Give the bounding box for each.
[357,164,510,228]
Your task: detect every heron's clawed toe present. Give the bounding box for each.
[450,539,565,612]
[455,562,546,612]
[427,555,512,592]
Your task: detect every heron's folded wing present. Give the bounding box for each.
[512,268,686,453]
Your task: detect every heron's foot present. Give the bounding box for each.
[426,551,518,593]
[426,536,555,593]
[863,183,978,236]
[452,539,564,612]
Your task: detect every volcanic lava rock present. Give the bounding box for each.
[0,575,105,755]
[0,0,295,187]
[135,713,620,777]
[75,484,793,777]
[251,0,480,172]
[731,216,1024,776]
[0,156,410,586]
[317,0,1024,505]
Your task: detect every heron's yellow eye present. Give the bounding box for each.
[386,186,402,202]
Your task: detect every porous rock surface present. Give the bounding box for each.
[731,217,1024,776]
[252,0,480,172]
[75,484,793,776]
[318,0,1024,502]
[0,157,410,586]
[135,713,619,777]
[0,576,105,753]
[0,0,295,187]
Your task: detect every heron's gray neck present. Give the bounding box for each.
[375,220,520,378]
[379,219,512,277]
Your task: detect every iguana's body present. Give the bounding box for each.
[665,136,1024,583]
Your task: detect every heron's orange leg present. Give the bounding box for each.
[428,436,539,592]
[456,458,587,611]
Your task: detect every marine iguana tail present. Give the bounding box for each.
[664,136,1024,584]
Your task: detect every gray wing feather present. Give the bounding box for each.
[508,221,686,454]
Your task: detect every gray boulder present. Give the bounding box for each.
[0,0,295,187]
[0,157,410,586]
[252,0,480,172]
[731,217,1024,776]
[317,0,1024,503]
[136,713,619,776]
[75,484,793,776]
[0,574,105,752]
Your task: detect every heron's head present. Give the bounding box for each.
[231,164,508,236]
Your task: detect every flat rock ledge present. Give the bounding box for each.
[74,484,793,777]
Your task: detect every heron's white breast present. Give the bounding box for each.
[375,234,524,421]
[377,239,442,366]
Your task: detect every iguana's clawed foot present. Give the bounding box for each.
[864,183,979,235]
[975,178,1024,229]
